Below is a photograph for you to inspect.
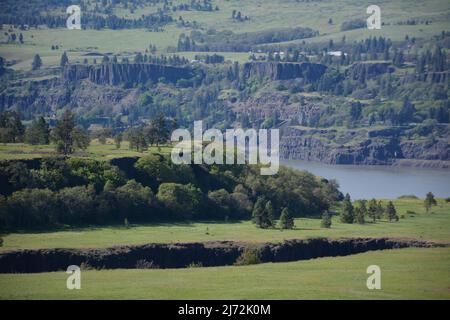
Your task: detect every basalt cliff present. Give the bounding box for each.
[242,62,327,81]
[63,63,193,85]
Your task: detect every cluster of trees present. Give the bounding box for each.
[0,155,341,230]
[341,19,366,31]
[4,32,24,44]
[0,2,173,30]
[95,52,190,67]
[0,111,24,143]
[251,198,295,230]
[132,53,189,66]
[340,194,398,224]
[231,10,249,22]
[125,113,176,152]
[0,110,89,154]
[194,54,225,64]
[415,46,447,73]
[178,27,318,52]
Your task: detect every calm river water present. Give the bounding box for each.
[282,159,450,199]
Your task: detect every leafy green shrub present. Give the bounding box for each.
[157,183,203,219]
[234,248,262,266]
[187,262,203,268]
[57,185,96,224]
[321,211,332,228]
[135,259,158,269]
[7,188,59,228]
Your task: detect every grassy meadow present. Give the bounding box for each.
[0,247,448,299]
[1,198,449,251]
[1,0,449,73]
[0,140,172,160]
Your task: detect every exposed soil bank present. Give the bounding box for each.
[0,238,446,273]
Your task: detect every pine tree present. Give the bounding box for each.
[368,198,378,222]
[31,54,42,70]
[354,205,365,224]
[321,211,332,228]
[114,133,122,149]
[279,207,294,229]
[385,201,398,222]
[252,198,275,229]
[252,197,266,228]
[264,200,275,228]
[424,192,437,213]
[60,52,69,67]
[25,116,50,145]
[340,193,354,223]
[51,110,89,154]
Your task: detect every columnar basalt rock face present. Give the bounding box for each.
[280,125,450,167]
[63,63,193,85]
[280,127,403,165]
[0,238,443,273]
[242,62,327,81]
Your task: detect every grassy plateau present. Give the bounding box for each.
[0,248,448,299]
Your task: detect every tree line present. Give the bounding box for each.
[0,110,90,155]
[0,155,341,230]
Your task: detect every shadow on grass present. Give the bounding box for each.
[1,219,249,236]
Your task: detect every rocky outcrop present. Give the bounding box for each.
[63,63,193,85]
[280,126,450,167]
[0,238,444,273]
[400,139,449,161]
[280,127,403,165]
[242,62,327,81]
[346,62,394,81]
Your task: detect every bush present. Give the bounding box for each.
[157,183,203,219]
[187,262,203,268]
[58,185,97,224]
[321,211,332,228]
[7,188,59,228]
[398,195,419,199]
[135,259,158,269]
[135,154,194,188]
[114,180,155,221]
[234,247,262,266]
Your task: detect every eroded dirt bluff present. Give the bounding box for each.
[242,62,327,81]
[0,238,446,273]
[63,63,194,85]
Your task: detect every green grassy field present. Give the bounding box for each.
[1,199,449,251]
[0,247,448,299]
[1,0,448,73]
[0,140,172,160]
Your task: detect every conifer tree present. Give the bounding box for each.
[279,207,294,230]
[424,192,437,213]
[340,193,354,223]
[321,211,332,228]
[60,52,69,67]
[385,201,398,222]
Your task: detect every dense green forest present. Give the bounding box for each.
[0,154,342,229]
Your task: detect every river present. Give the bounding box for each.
[282,160,450,199]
